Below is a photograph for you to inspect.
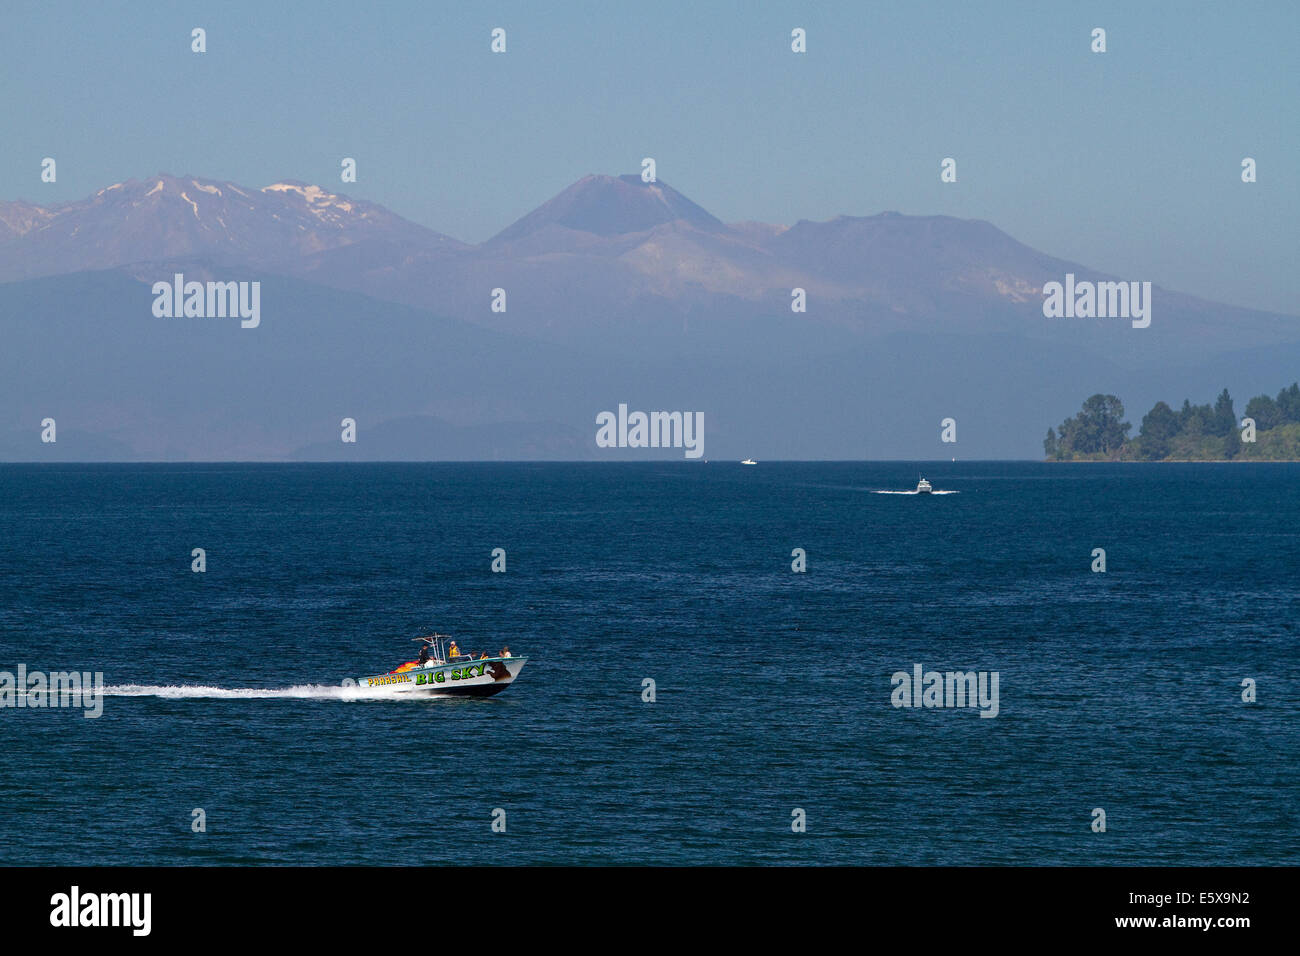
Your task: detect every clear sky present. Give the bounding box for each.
[2,0,1296,313]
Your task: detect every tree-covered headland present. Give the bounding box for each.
[1044,383,1300,461]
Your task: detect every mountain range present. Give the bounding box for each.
[2,172,1296,460]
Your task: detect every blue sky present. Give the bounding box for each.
[2,0,1296,313]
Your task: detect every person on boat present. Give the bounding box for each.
[449,641,463,659]
[418,643,430,665]
[500,646,511,658]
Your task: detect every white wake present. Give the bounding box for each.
[101,683,422,701]
[872,489,960,495]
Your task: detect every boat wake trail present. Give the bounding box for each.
[872,489,960,495]
[101,684,415,701]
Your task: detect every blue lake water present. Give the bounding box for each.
[0,462,1296,865]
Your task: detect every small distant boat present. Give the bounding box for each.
[915,477,933,494]
[355,633,527,698]
[741,458,757,465]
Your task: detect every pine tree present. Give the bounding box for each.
[1212,389,1236,437]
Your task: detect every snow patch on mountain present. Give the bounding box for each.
[262,182,362,225]
[264,183,339,206]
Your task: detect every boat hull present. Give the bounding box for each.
[355,657,527,698]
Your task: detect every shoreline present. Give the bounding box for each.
[1046,457,1300,463]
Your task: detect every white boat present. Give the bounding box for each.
[915,477,933,494]
[741,458,757,465]
[354,634,527,697]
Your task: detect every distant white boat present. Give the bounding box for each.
[915,477,932,494]
[741,458,757,465]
